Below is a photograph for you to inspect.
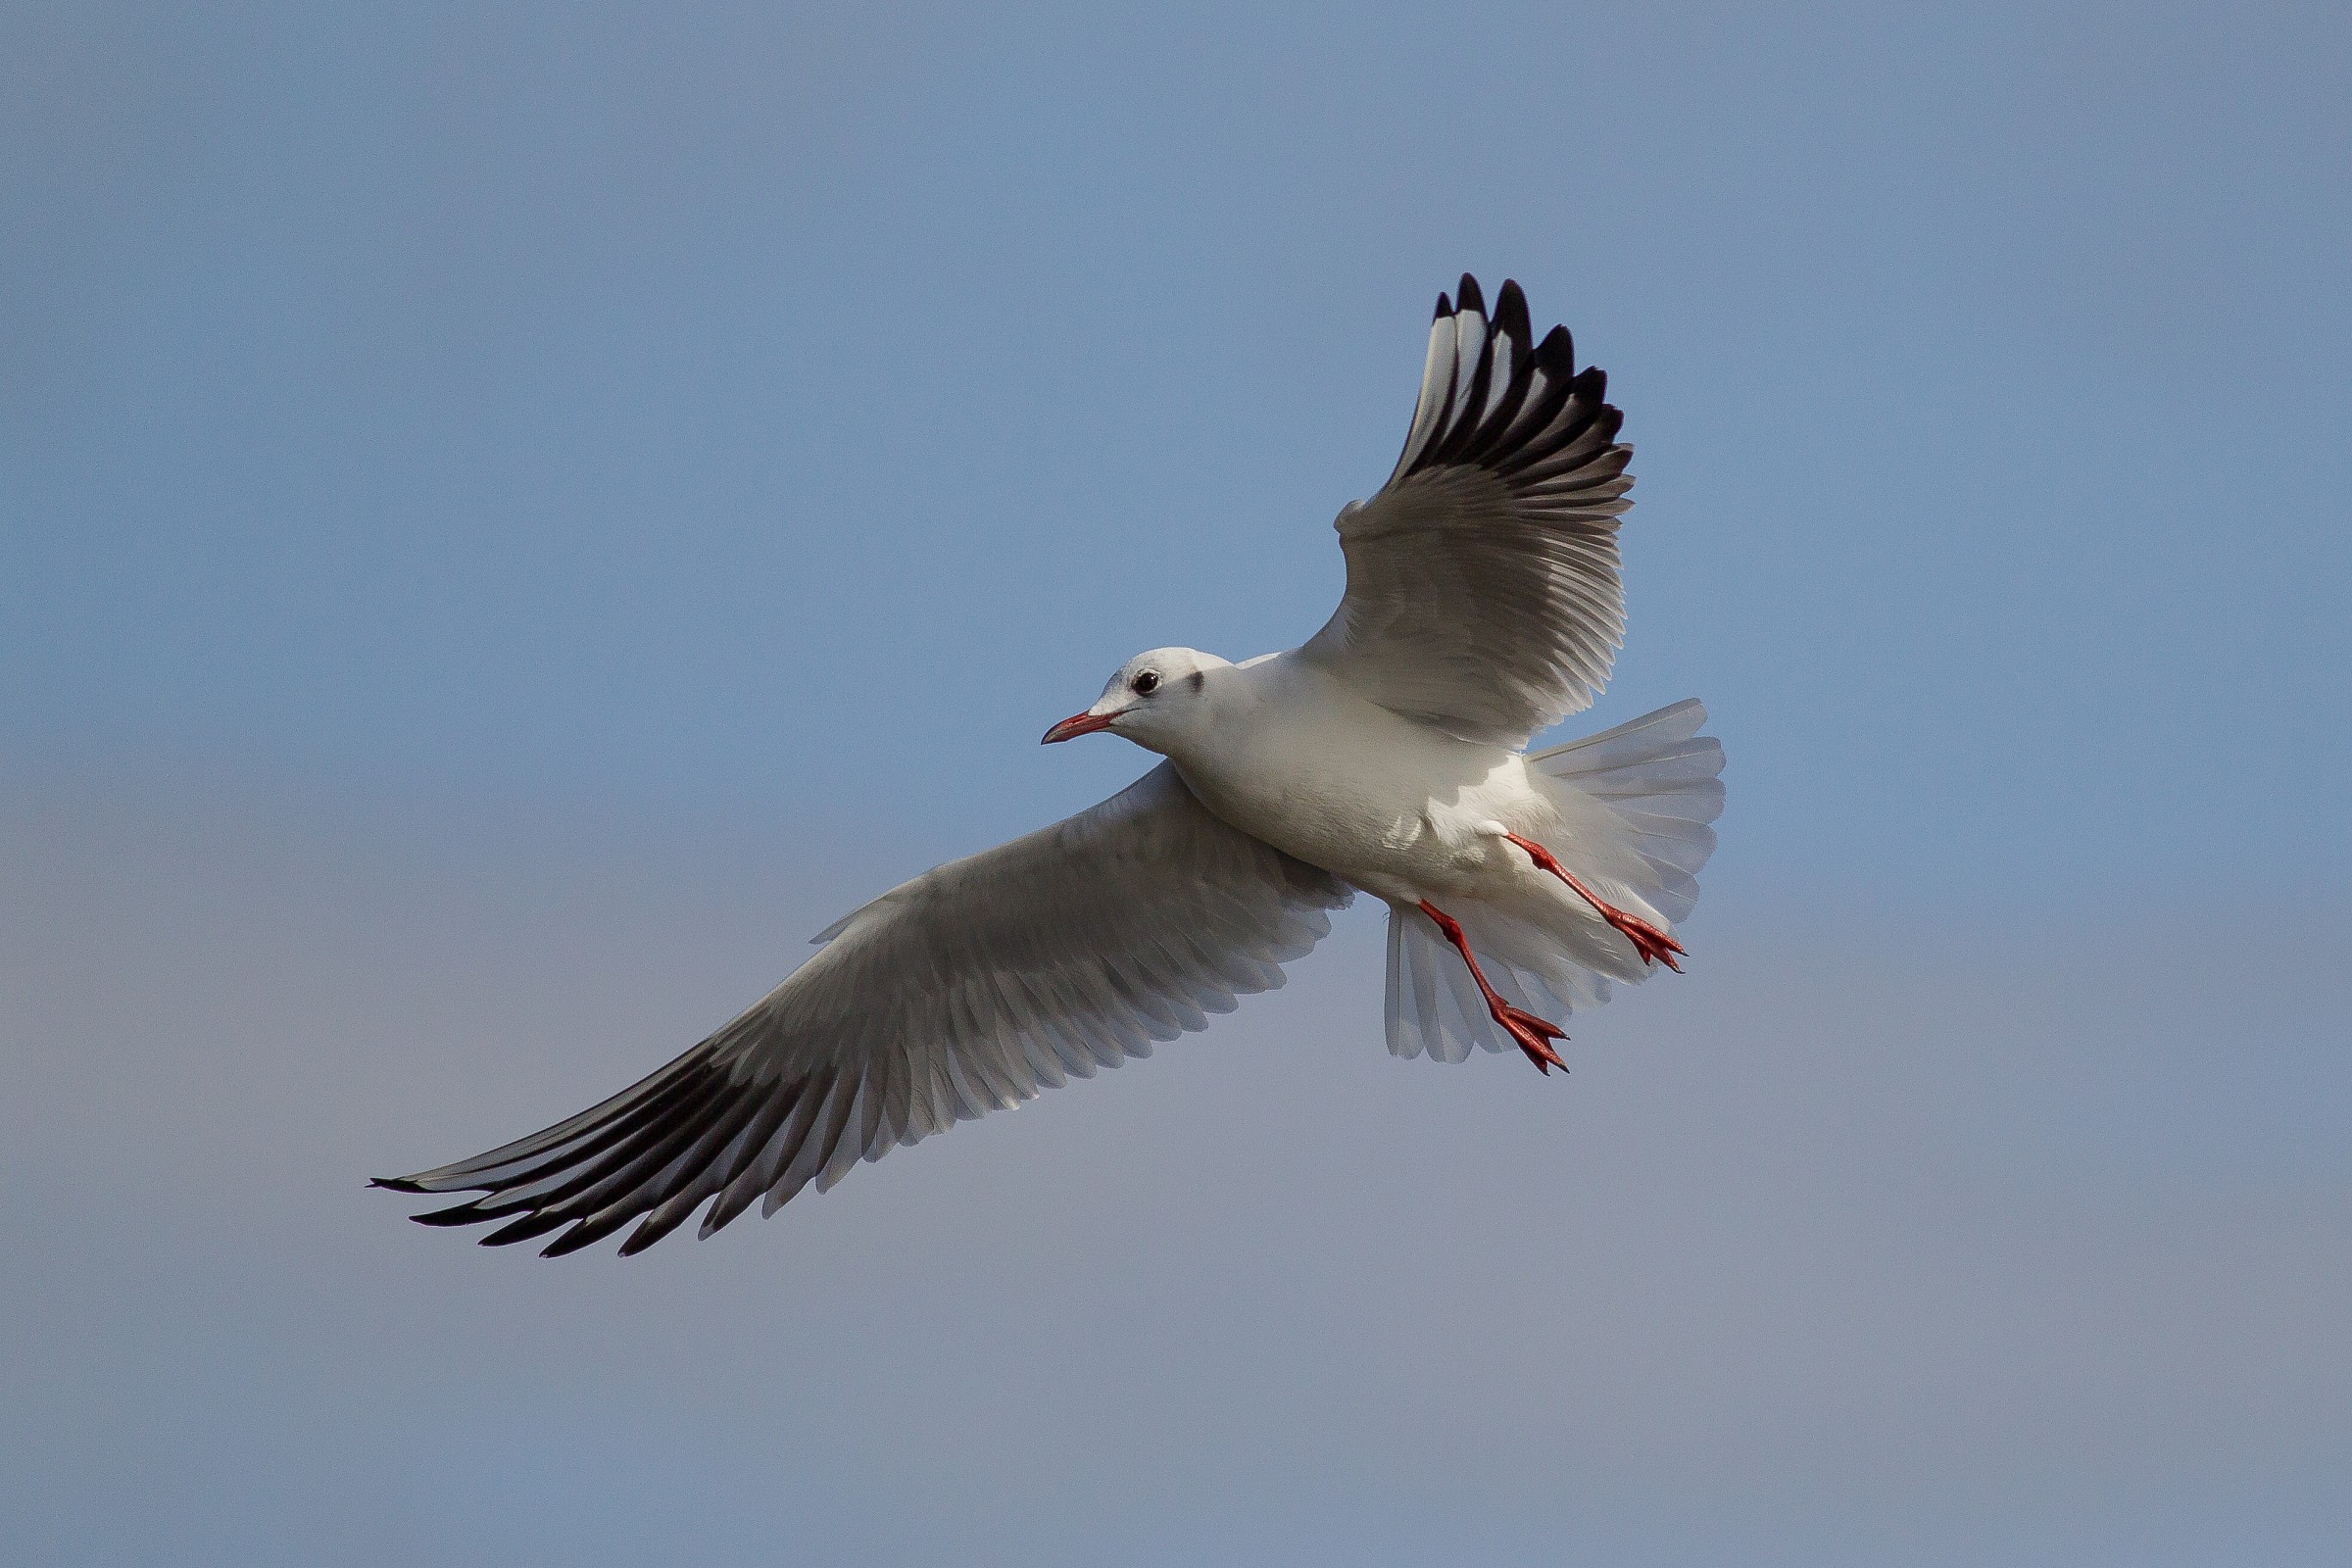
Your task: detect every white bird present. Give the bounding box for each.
[378,275,1725,1256]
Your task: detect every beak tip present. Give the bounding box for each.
[1042,710,1116,745]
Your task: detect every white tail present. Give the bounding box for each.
[1528,697,1724,924]
[1384,700,1725,1062]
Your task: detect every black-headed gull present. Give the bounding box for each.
[379,276,1725,1256]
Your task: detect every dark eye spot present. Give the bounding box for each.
[1130,670,1160,696]
[1187,669,1205,693]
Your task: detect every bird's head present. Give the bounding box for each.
[1042,647,1227,757]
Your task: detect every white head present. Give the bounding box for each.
[1042,646,1228,759]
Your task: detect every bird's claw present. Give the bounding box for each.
[1495,1002,1569,1074]
[1418,896,1573,1074]
[1497,831,1688,972]
[1602,908,1686,971]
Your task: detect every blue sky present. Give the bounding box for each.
[5,4,2348,1563]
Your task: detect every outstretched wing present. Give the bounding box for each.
[378,763,1351,1256]
[1298,275,1635,748]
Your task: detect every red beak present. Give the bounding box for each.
[1041,710,1119,745]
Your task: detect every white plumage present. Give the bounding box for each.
[380,275,1724,1256]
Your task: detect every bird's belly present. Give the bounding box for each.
[1174,741,1524,906]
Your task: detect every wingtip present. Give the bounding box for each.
[1455,272,1485,317]
[538,1225,601,1259]
[1535,321,1576,373]
[617,1203,697,1256]
[1433,290,1451,320]
[470,1207,564,1248]
[1495,279,1531,344]
[372,1175,426,1194]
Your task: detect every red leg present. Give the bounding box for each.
[1500,832,1687,972]
[1416,900,1569,1074]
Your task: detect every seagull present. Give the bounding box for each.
[377,275,1725,1256]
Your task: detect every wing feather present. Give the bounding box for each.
[378,763,1351,1255]
[1303,277,1635,746]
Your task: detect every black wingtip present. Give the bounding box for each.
[411,1200,492,1228]
[1535,322,1576,373]
[1494,279,1532,345]
[1455,273,1485,317]
[479,1209,567,1248]
[1433,291,1451,320]
[538,1223,605,1259]
[618,1197,709,1256]
[370,1176,427,1194]
[615,1221,675,1258]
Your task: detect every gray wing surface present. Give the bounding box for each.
[1299,275,1635,748]
[380,762,1351,1256]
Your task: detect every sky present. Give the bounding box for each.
[4,3,2348,1563]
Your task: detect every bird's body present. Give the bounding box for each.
[1160,651,1591,918]
[380,275,1726,1255]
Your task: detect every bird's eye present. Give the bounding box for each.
[1131,670,1160,696]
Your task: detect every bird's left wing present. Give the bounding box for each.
[379,762,1350,1256]
[1298,275,1634,748]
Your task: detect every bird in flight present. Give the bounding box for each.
[378,275,1725,1256]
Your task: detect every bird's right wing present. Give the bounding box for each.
[377,762,1351,1257]
[1298,275,1635,748]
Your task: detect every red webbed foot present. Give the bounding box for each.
[1417,898,1572,1075]
[1500,832,1688,972]
[1597,906,1685,971]
[1496,1003,1569,1074]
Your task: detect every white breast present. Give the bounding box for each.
[1169,653,1547,905]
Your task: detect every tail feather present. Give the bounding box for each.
[1383,901,1614,1063]
[1383,700,1725,1063]
[1531,698,1723,924]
